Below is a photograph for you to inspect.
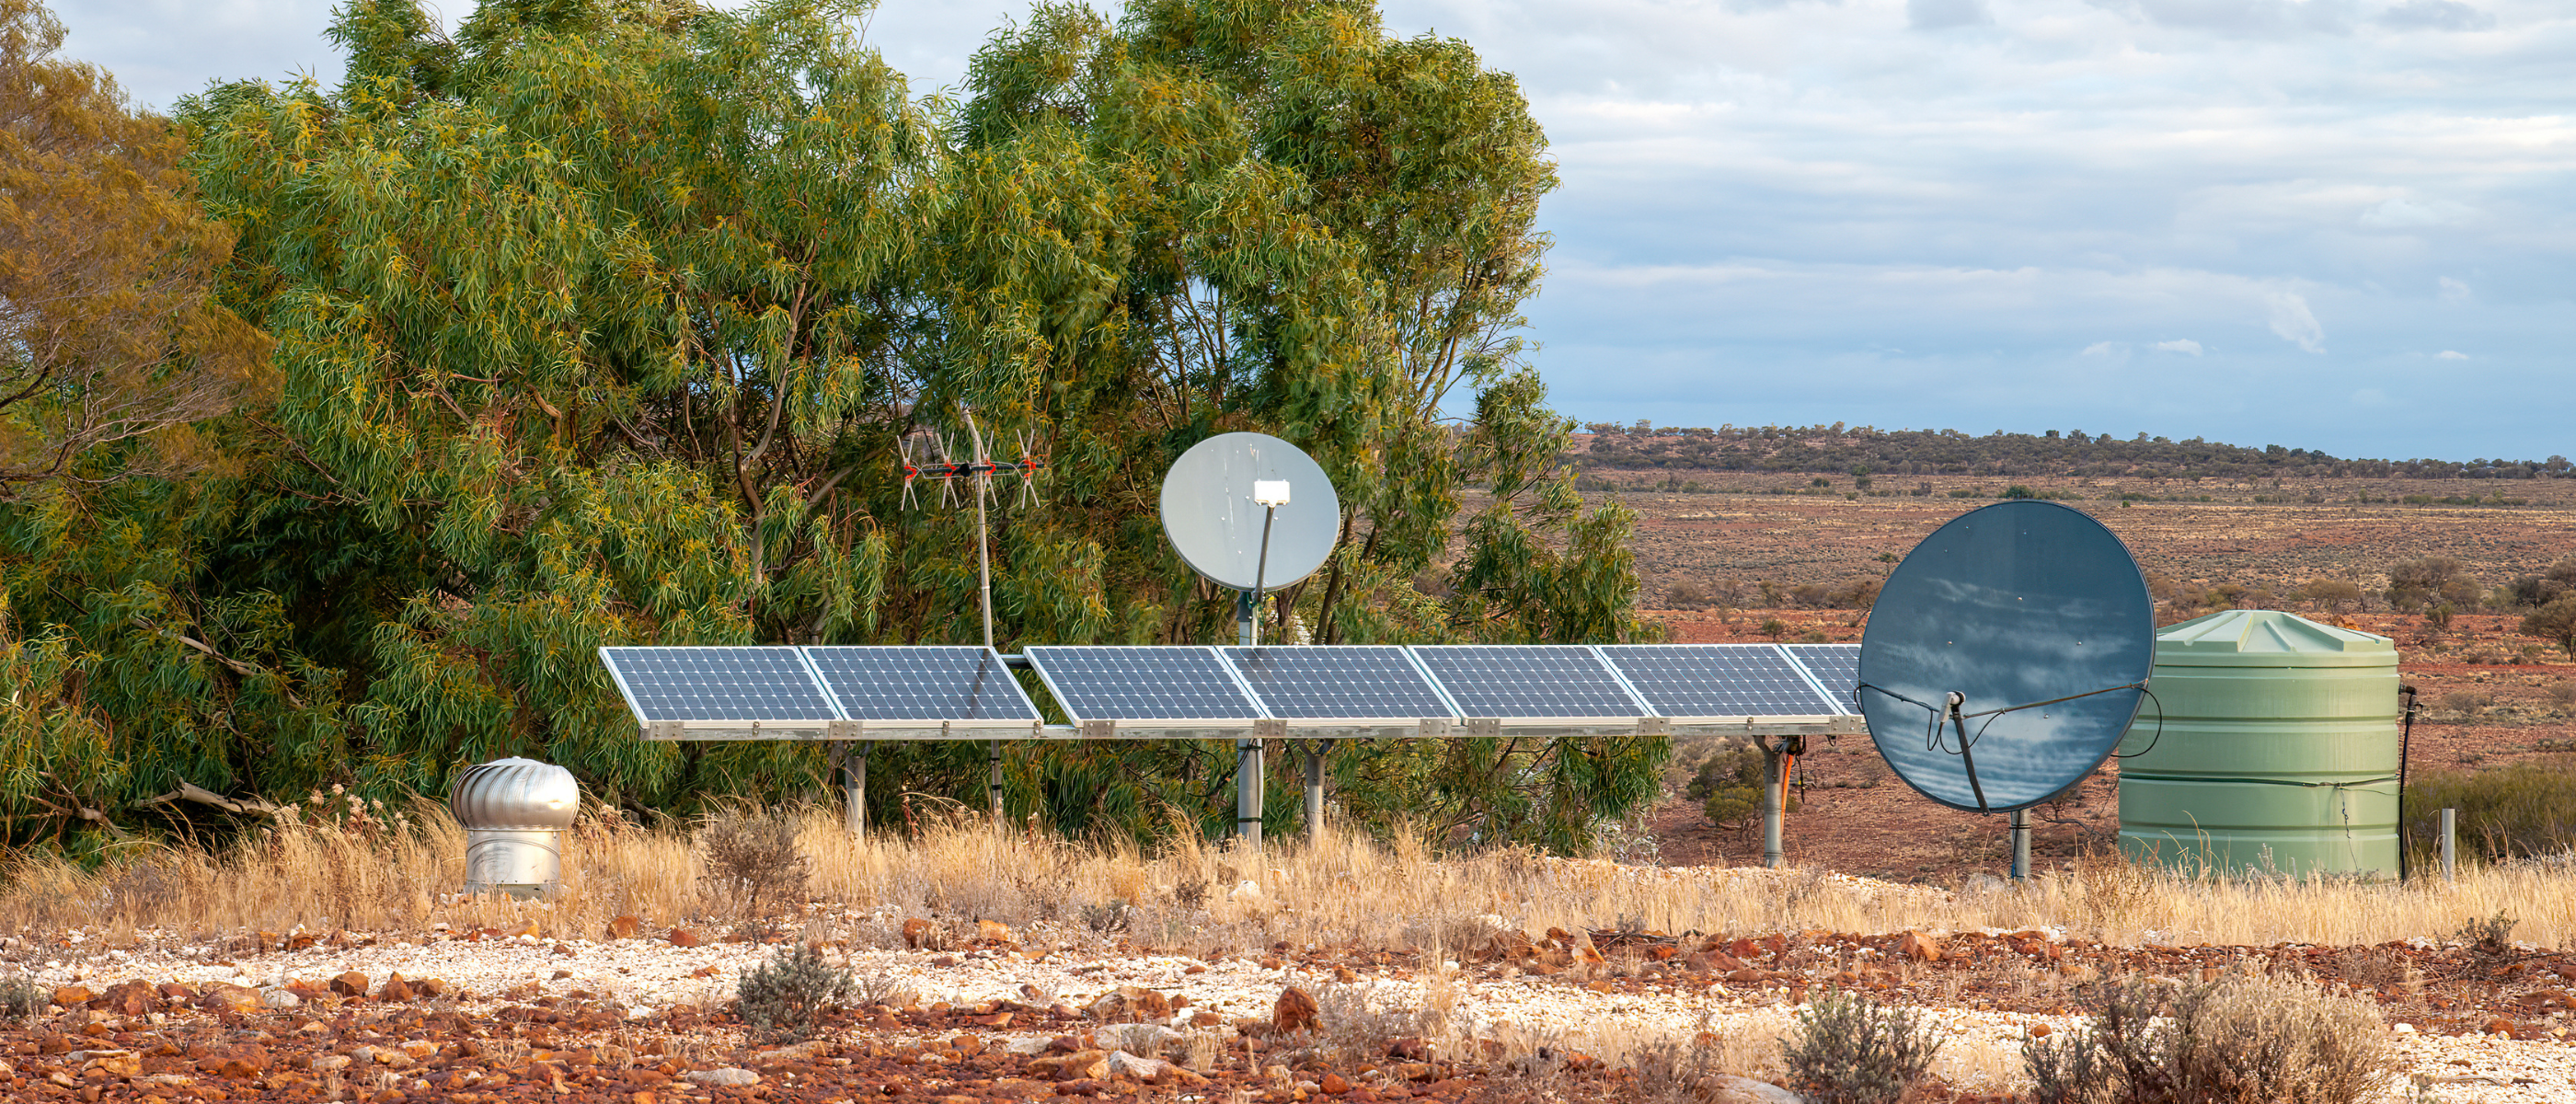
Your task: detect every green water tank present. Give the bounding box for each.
[2118,609,2400,878]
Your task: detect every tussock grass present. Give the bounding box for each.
[6,803,2574,953]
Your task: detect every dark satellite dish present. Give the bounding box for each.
[1857,500,2154,812]
[1159,432,1340,594]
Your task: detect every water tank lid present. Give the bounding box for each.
[2154,609,2395,667]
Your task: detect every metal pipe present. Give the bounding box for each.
[844,742,868,839]
[2440,807,2457,880]
[1237,738,1264,851]
[2009,808,2031,880]
[1761,740,1786,869]
[1305,741,1328,845]
[1250,505,1275,648]
[988,739,1004,822]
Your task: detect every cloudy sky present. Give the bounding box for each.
[52,0,2575,461]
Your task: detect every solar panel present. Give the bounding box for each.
[599,647,839,722]
[1024,646,1265,722]
[1220,646,1458,719]
[1408,645,1647,719]
[801,646,1040,722]
[1599,644,1839,717]
[1784,644,1861,714]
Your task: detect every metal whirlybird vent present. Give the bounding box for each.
[451,757,579,897]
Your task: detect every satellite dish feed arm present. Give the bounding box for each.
[1944,692,1991,812]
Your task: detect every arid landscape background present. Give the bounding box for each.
[1545,454,2576,883]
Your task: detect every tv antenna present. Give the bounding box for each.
[1855,500,2156,880]
[897,404,1047,817]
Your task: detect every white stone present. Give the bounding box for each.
[686,1068,761,1087]
[260,988,300,1009]
[1105,1051,1169,1081]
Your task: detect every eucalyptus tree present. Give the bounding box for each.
[0,0,1657,853]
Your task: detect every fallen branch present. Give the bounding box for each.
[134,780,293,819]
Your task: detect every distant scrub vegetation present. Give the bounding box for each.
[1573,421,2572,482]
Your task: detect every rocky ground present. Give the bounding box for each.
[12,893,2576,1104]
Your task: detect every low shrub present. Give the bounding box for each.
[737,942,857,1041]
[2026,971,2394,1104]
[701,805,811,920]
[2402,761,2576,865]
[1781,987,1941,1103]
[0,975,40,1019]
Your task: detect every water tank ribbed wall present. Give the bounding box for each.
[2118,610,2400,879]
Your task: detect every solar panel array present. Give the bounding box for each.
[1783,644,1861,715]
[1600,644,1838,717]
[1022,647,1262,722]
[1220,646,1456,719]
[804,646,1039,721]
[602,642,1862,728]
[604,647,840,722]
[1409,645,1649,719]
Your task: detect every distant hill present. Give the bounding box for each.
[1570,422,2573,481]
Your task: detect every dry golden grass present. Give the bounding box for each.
[7,803,2573,954]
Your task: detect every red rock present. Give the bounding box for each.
[1273,986,1319,1034]
[668,928,703,948]
[377,973,415,1003]
[1898,932,1944,962]
[902,917,937,949]
[2486,1018,2516,1036]
[329,971,370,997]
[196,1044,272,1078]
[1321,1073,1351,1094]
[198,983,264,1014]
[609,915,643,939]
[52,985,93,1006]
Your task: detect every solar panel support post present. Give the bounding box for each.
[843,742,868,839]
[1304,740,1330,845]
[2008,808,2030,880]
[988,740,1004,823]
[1761,737,1788,869]
[1237,738,1264,851]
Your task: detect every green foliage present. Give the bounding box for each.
[1684,739,1789,832]
[2522,596,2576,656]
[1781,987,1941,1104]
[2403,761,2576,865]
[0,0,1657,854]
[736,941,857,1041]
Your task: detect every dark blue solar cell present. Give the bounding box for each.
[1599,644,1839,717]
[1784,644,1862,714]
[599,647,838,722]
[1858,500,2155,812]
[1219,646,1457,719]
[1408,646,1646,719]
[802,647,1039,722]
[1024,646,1264,722]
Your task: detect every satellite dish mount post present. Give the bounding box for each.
[2009,808,2031,880]
[1236,480,1289,850]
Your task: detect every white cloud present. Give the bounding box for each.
[2378,0,2499,31]
[1909,0,1994,30]
[2153,339,2205,354]
[2437,276,2473,303]
[2360,197,2480,229]
[2436,350,2469,359]
[2082,340,2123,356]
[2351,387,2396,406]
[2264,291,2328,352]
